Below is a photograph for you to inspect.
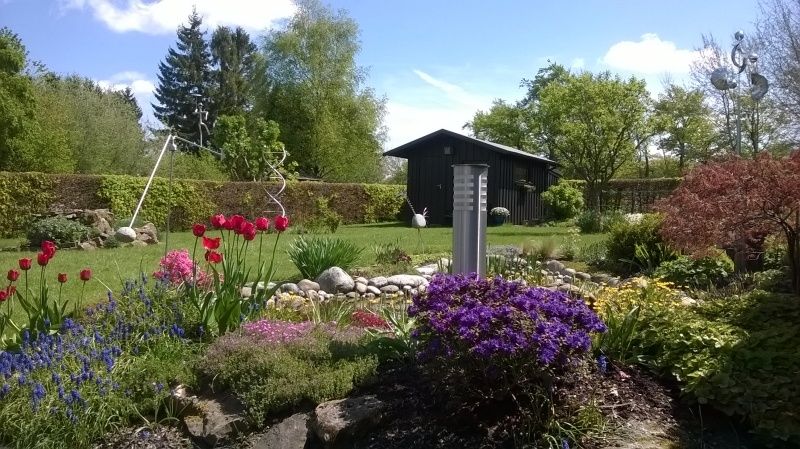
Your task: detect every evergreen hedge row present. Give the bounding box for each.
[0,172,407,237]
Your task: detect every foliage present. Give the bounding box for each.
[654,253,734,289]
[464,99,531,150]
[26,217,90,248]
[410,274,605,402]
[198,328,379,424]
[656,153,800,294]
[302,196,342,234]
[369,301,416,359]
[575,210,624,234]
[286,236,363,279]
[0,173,54,238]
[362,184,404,223]
[605,213,676,274]
[762,234,788,270]
[213,115,288,182]
[539,72,649,208]
[578,240,608,267]
[0,28,39,172]
[98,175,214,230]
[541,181,584,220]
[372,239,412,267]
[153,10,214,150]
[652,84,717,172]
[256,0,385,182]
[154,149,228,182]
[521,238,558,261]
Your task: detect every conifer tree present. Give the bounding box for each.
[210,26,257,116]
[118,87,142,121]
[152,9,214,150]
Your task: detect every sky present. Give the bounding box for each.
[1,0,762,150]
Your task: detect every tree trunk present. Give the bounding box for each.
[787,230,800,295]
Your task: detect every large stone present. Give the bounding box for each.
[354,276,368,285]
[380,285,399,294]
[135,222,159,244]
[316,267,355,293]
[171,386,247,446]
[415,264,438,276]
[386,274,428,288]
[562,267,577,278]
[298,279,321,292]
[355,282,367,294]
[280,283,300,294]
[249,413,310,449]
[546,259,565,273]
[312,395,387,446]
[575,272,592,281]
[366,285,381,295]
[368,276,388,288]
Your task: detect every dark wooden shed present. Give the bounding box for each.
[384,129,559,225]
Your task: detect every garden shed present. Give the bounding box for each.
[385,129,559,225]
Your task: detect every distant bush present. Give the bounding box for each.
[541,182,584,220]
[27,217,91,247]
[576,210,624,234]
[605,213,676,274]
[287,236,363,279]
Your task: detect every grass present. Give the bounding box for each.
[0,223,604,319]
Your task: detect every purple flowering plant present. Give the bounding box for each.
[409,274,606,384]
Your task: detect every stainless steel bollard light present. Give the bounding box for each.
[452,164,489,276]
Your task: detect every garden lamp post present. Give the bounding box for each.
[709,30,769,156]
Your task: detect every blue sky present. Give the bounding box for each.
[1,0,760,149]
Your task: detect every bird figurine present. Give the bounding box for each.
[411,207,428,229]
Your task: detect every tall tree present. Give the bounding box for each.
[539,71,648,208]
[757,0,800,125]
[117,87,143,121]
[0,27,36,170]
[652,85,717,171]
[152,9,214,150]
[210,26,257,116]
[463,99,530,149]
[256,0,385,182]
[521,62,571,160]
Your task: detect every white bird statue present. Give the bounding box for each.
[411,207,428,229]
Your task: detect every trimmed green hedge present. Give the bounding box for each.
[0,172,406,236]
[564,178,682,212]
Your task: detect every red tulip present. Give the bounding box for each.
[79,268,92,282]
[255,217,270,231]
[58,273,67,283]
[41,241,56,258]
[37,252,50,267]
[243,226,257,241]
[0,291,7,302]
[18,258,32,271]
[211,214,226,229]
[274,215,289,232]
[204,250,223,264]
[7,269,19,282]
[192,223,206,238]
[229,215,245,233]
[202,236,221,250]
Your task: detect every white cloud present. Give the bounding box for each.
[570,57,585,70]
[602,33,701,74]
[60,0,297,34]
[97,71,155,95]
[383,70,494,150]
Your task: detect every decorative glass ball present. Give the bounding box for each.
[411,214,427,229]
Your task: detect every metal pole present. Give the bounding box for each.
[452,164,489,276]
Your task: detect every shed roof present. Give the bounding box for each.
[383,129,557,165]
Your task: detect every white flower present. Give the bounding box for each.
[490,207,510,217]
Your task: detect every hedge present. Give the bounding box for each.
[0,172,406,236]
[563,178,682,213]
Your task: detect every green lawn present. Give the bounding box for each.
[0,222,604,315]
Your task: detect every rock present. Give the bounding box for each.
[386,274,428,288]
[355,282,367,294]
[546,259,565,273]
[417,284,426,293]
[115,226,137,243]
[402,285,412,291]
[415,265,437,276]
[607,277,621,287]
[241,287,253,298]
[249,413,310,449]
[555,283,596,301]
[380,285,399,294]
[298,279,321,292]
[280,283,300,294]
[368,276,388,288]
[306,290,319,302]
[366,286,381,295]
[175,389,247,446]
[312,395,387,446]
[575,272,592,281]
[592,273,611,284]
[680,296,697,306]
[317,290,328,298]
[354,276,368,285]
[135,222,159,244]
[316,267,355,293]
[562,267,577,278]
[130,240,148,248]
[345,292,359,300]
[79,242,97,251]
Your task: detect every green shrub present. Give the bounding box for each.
[287,236,363,279]
[654,253,734,288]
[372,240,412,266]
[605,214,676,274]
[303,196,342,233]
[199,330,379,425]
[575,210,624,234]
[0,173,54,238]
[363,184,404,223]
[541,182,585,220]
[762,235,788,270]
[27,217,91,247]
[521,238,558,261]
[579,240,608,266]
[632,290,800,444]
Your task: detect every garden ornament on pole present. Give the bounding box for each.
[404,193,428,250]
[709,30,769,155]
[452,164,488,276]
